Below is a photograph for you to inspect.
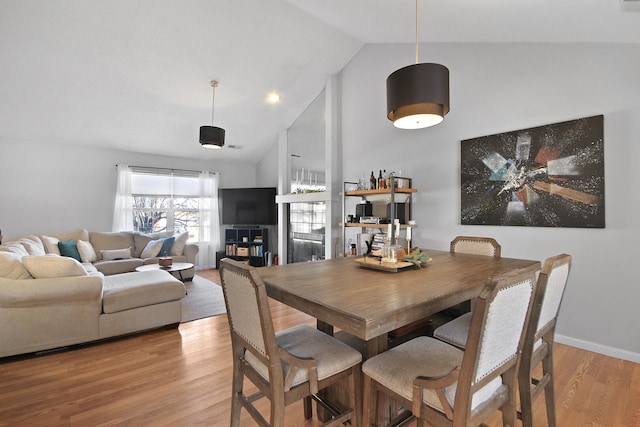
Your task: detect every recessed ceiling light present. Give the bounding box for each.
[267,92,281,104]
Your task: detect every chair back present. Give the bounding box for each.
[534,254,572,338]
[456,268,536,412]
[219,258,281,375]
[450,236,501,258]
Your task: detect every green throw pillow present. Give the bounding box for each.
[158,237,175,257]
[58,240,82,262]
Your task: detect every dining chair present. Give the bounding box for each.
[518,254,571,427]
[444,236,502,317]
[450,235,502,258]
[362,268,537,427]
[219,258,362,427]
[433,254,571,427]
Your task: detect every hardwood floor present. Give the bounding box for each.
[1,269,639,426]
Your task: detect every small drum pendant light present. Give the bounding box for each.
[387,0,449,129]
[200,80,225,149]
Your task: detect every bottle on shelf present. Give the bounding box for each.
[378,170,385,189]
[370,171,376,190]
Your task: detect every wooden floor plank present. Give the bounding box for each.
[0,269,638,426]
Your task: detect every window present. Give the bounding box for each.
[113,165,220,269]
[130,171,201,239]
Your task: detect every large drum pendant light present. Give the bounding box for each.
[200,80,225,149]
[387,0,449,129]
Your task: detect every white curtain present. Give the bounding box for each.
[197,171,221,269]
[112,164,134,231]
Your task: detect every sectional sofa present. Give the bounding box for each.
[0,229,199,358]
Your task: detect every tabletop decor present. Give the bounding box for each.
[401,247,431,267]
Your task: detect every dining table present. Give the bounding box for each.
[259,249,541,359]
[258,249,540,425]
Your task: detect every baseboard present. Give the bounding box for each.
[555,334,640,363]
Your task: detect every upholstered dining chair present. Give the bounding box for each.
[450,235,502,258]
[362,268,537,427]
[219,258,362,427]
[518,254,571,427]
[433,254,571,427]
[445,236,502,316]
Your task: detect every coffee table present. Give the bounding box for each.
[135,262,194,281]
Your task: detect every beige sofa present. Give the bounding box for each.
[0,229,199,358]
[36,229,199,280]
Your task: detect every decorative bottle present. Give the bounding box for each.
[378,170,385,189]
[370,171,376,190]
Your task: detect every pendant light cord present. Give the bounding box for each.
[415,0,419,64]
[210,80,219,125]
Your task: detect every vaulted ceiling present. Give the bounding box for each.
[2,0,638,164]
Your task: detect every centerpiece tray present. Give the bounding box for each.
[354,256,414,272]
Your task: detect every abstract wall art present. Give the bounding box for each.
[460,115,604,228]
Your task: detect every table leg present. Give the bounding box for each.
[317,320,334,336]
[365,334,388,359]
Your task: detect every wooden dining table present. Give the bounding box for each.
[258,249,540,424]
[259,249,541,359]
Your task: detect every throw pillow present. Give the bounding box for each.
[58,240,82,262]
[41,235,61,255]
[132,232,172,258]
[23,255,88,279]
[77,240,97,263]
[0,251,33,279]
[0,242,29,257]
[19,236,46,256]
[100,247,132,261]
[158,237,175,257]
[170,231,189,256]
[140,239,164,259]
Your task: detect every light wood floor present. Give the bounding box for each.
[1,270,639,426]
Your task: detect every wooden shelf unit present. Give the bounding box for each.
[341,177,416,256]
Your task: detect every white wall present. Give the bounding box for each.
[339,43,640,362]
[0,138,256,247]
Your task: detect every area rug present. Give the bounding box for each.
[181,275,226,322]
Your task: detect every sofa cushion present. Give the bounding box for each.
[100,247,132,261]
[82,262,101,275]
[140,239,164,258]
[170,232,189,256]
[47,229,90,243]
[18,236,46,256]
[39,229,90,255]
[93,258,144,276]
[0,251,33,279]
[41,235,61,255]
[22,255,88,279]
[77,240,97,263]
[90,232,136,261]
[102,270,186,313]
[58,240,82,262]
[132,232,173,258]
[0,242,29,257]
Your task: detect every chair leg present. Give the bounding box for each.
[542,345,557,427]
[349,365,361,427]
[270,393,286,426]
[303,396,313,420]
[518,368,534,427]
[362,374,374,426]
[501,368,518,427]
[230,360,244,427]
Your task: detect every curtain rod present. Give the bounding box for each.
[115,164,220,175]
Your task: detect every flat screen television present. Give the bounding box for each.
[219,187,277,225]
